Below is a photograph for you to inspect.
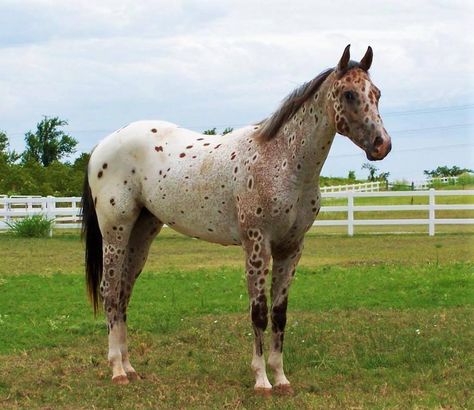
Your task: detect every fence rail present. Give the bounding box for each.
[0,196,82,231]
[0,190,473,236]
[320,181,381,193]
[413,176,460,190]
[314,189,474,236]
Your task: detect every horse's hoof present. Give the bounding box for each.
[126,371,141,381]
[112,375,129,385]
[274,384,294,396]
[254,387,272,397]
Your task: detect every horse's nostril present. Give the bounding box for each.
[374,136,384,148]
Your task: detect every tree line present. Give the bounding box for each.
[0,117,472,197]
[0,117,89,196]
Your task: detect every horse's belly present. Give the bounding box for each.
[166,219,241,246]
[145,187,241,246]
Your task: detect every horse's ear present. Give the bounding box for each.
[359,46,373,71]
[337,44,351,72]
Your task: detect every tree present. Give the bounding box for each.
[0,131,20,164]
[362,163,378,181]
[457,172,474,188]
[347,170,356,181]
[73,152,90,172]
[203,127,233,135]
[23,116,77,166]
[377,171,390,182]
[0,131,8,153]
[423,165,473,178]
[203,128,217,135]
[362,162,389,183]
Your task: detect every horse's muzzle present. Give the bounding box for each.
[366,136,392,161]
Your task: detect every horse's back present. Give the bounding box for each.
[88,121,253,245]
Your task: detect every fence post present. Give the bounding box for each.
[347,191,354,236]
[5,197,11,223]
[46,196,55,237]
[428,189,435,236]
[72,199,78,223]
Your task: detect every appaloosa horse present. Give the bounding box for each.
[82,45,391,394]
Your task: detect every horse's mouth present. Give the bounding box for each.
[366,151,382,161]
[366,140,392,161]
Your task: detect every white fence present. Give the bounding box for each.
[413,176,459,190]
[0,196,82,231]
[313,189,474,236]
[320,181,381,193]
[0,190,473,236]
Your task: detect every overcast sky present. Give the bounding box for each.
[1,0,473,181]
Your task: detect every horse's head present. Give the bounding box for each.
[329,45,391,161]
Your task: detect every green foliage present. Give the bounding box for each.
[429,179,450,189]
[424,165,473,178]
[347,170,356,181]
[320,176,363,186]
[457,172,474,188]
[362,162,378,181]
[23,116,77,166]
[0,131,20,164]
[6,214,54,238]
[72,152,90,172]
[0,160,85,196]
[362,162,390,182]
[390,179,413,191]
[203,127,233,135]
[202,127,217,135]
[377,171,390,182]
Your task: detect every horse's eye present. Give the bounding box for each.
[344,91,355,102]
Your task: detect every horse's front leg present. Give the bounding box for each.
[243,228,272,394]
[268,239,304,394]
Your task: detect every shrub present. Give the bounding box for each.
[6,214,54,238]
[390,180,412,191]
[457,172,474,188]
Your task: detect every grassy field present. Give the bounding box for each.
[0,229,473,409]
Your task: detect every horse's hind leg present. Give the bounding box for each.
[97,210,138,385]
[117,208,162,380]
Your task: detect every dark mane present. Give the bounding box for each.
[256,61,363,142]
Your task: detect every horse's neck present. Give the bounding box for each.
[273,79,336,188]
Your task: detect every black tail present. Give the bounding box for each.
[81,166,103,315]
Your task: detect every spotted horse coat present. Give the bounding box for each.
[82,45,391,394]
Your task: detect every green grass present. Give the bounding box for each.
[0,228,473,275]
[0,263,472,353]
[0,231,473,408]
